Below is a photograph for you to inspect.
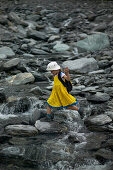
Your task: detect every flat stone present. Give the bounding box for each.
[5,125,38,136]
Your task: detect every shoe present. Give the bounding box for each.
[45,114,53,122]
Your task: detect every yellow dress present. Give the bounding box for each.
[46,74,78,109]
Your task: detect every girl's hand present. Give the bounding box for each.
[64,67,69,74]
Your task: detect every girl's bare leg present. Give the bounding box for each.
[66,105,79,111]
[47,105,52,114]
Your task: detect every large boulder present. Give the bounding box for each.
[62,58,99,73]
[6,73,35,85]
[76,33,110,52]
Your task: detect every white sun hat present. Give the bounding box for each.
[47,61,60,71]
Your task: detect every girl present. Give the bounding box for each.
[46,61,82,120]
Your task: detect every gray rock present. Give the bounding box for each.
[3,58,20,70]
[87,92,110,103]
[85,114,112,126]
[6,73,35,85]
[29,109,46,125]
[0,46,15,57]
[2,97,31,114]
[62,58,99,73]
[76,33,110,52]
[27,30,48,41]
[98,59,110,69]
[53,42,70,52]
[30,86,43,95]
[88,70,105,75]
[35,120,67,134]
[31,48,48,55]
[94,148,113,161]
[0,54,7,59]
[5,125,38,136]
[93,23,107,32]
[8,12,21,24]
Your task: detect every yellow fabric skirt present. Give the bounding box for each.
[46,75,78,109]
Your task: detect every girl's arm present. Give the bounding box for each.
[63,67,70,81]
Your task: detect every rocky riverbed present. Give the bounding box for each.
[0,0,113,169]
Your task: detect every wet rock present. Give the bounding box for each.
[29,109,46,125]
[94,148,113,161]
[2,97,31,114]
[0,46,15,57]
[85,114,112,126]
[6,72,35,85]
[30,86,43,96]
[3,58,20,70]
[26,14,41,21]
[68,134,80,143]
[104,139,113,149]
[76,33,110,52]
[0,114,30,133]
[87,92,110,103]
[35,120,68,134]
[75,164,113,170]
[84,133,107,150]
[62,58,99,73]
[5,125,38,136]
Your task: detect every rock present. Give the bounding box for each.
[88,70,105,75]
[5,125,38,136]
[30,86,43,96]
[98,60,110,69]
[94,148,113,161]
[35,120,68,134]
[2,97,31,114]
[93,23,107,32]
[6,73,35,85]
[87,92,110,103]
[85,114,112,126]
[82,86,99,92]
[62,58,99,73]
[87,13,97,21]
[48,35,60,42]
[76,33,110,52]
[84,133,107,150]
[0,15,8,25]
[0,46,15,57]
[8,12,22,24]
[3,58,20,70]
[29,109,46,125]
[27,30,48,41]
[0,54,7,59]
[53,42,70,52]
[31,48,48,55]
